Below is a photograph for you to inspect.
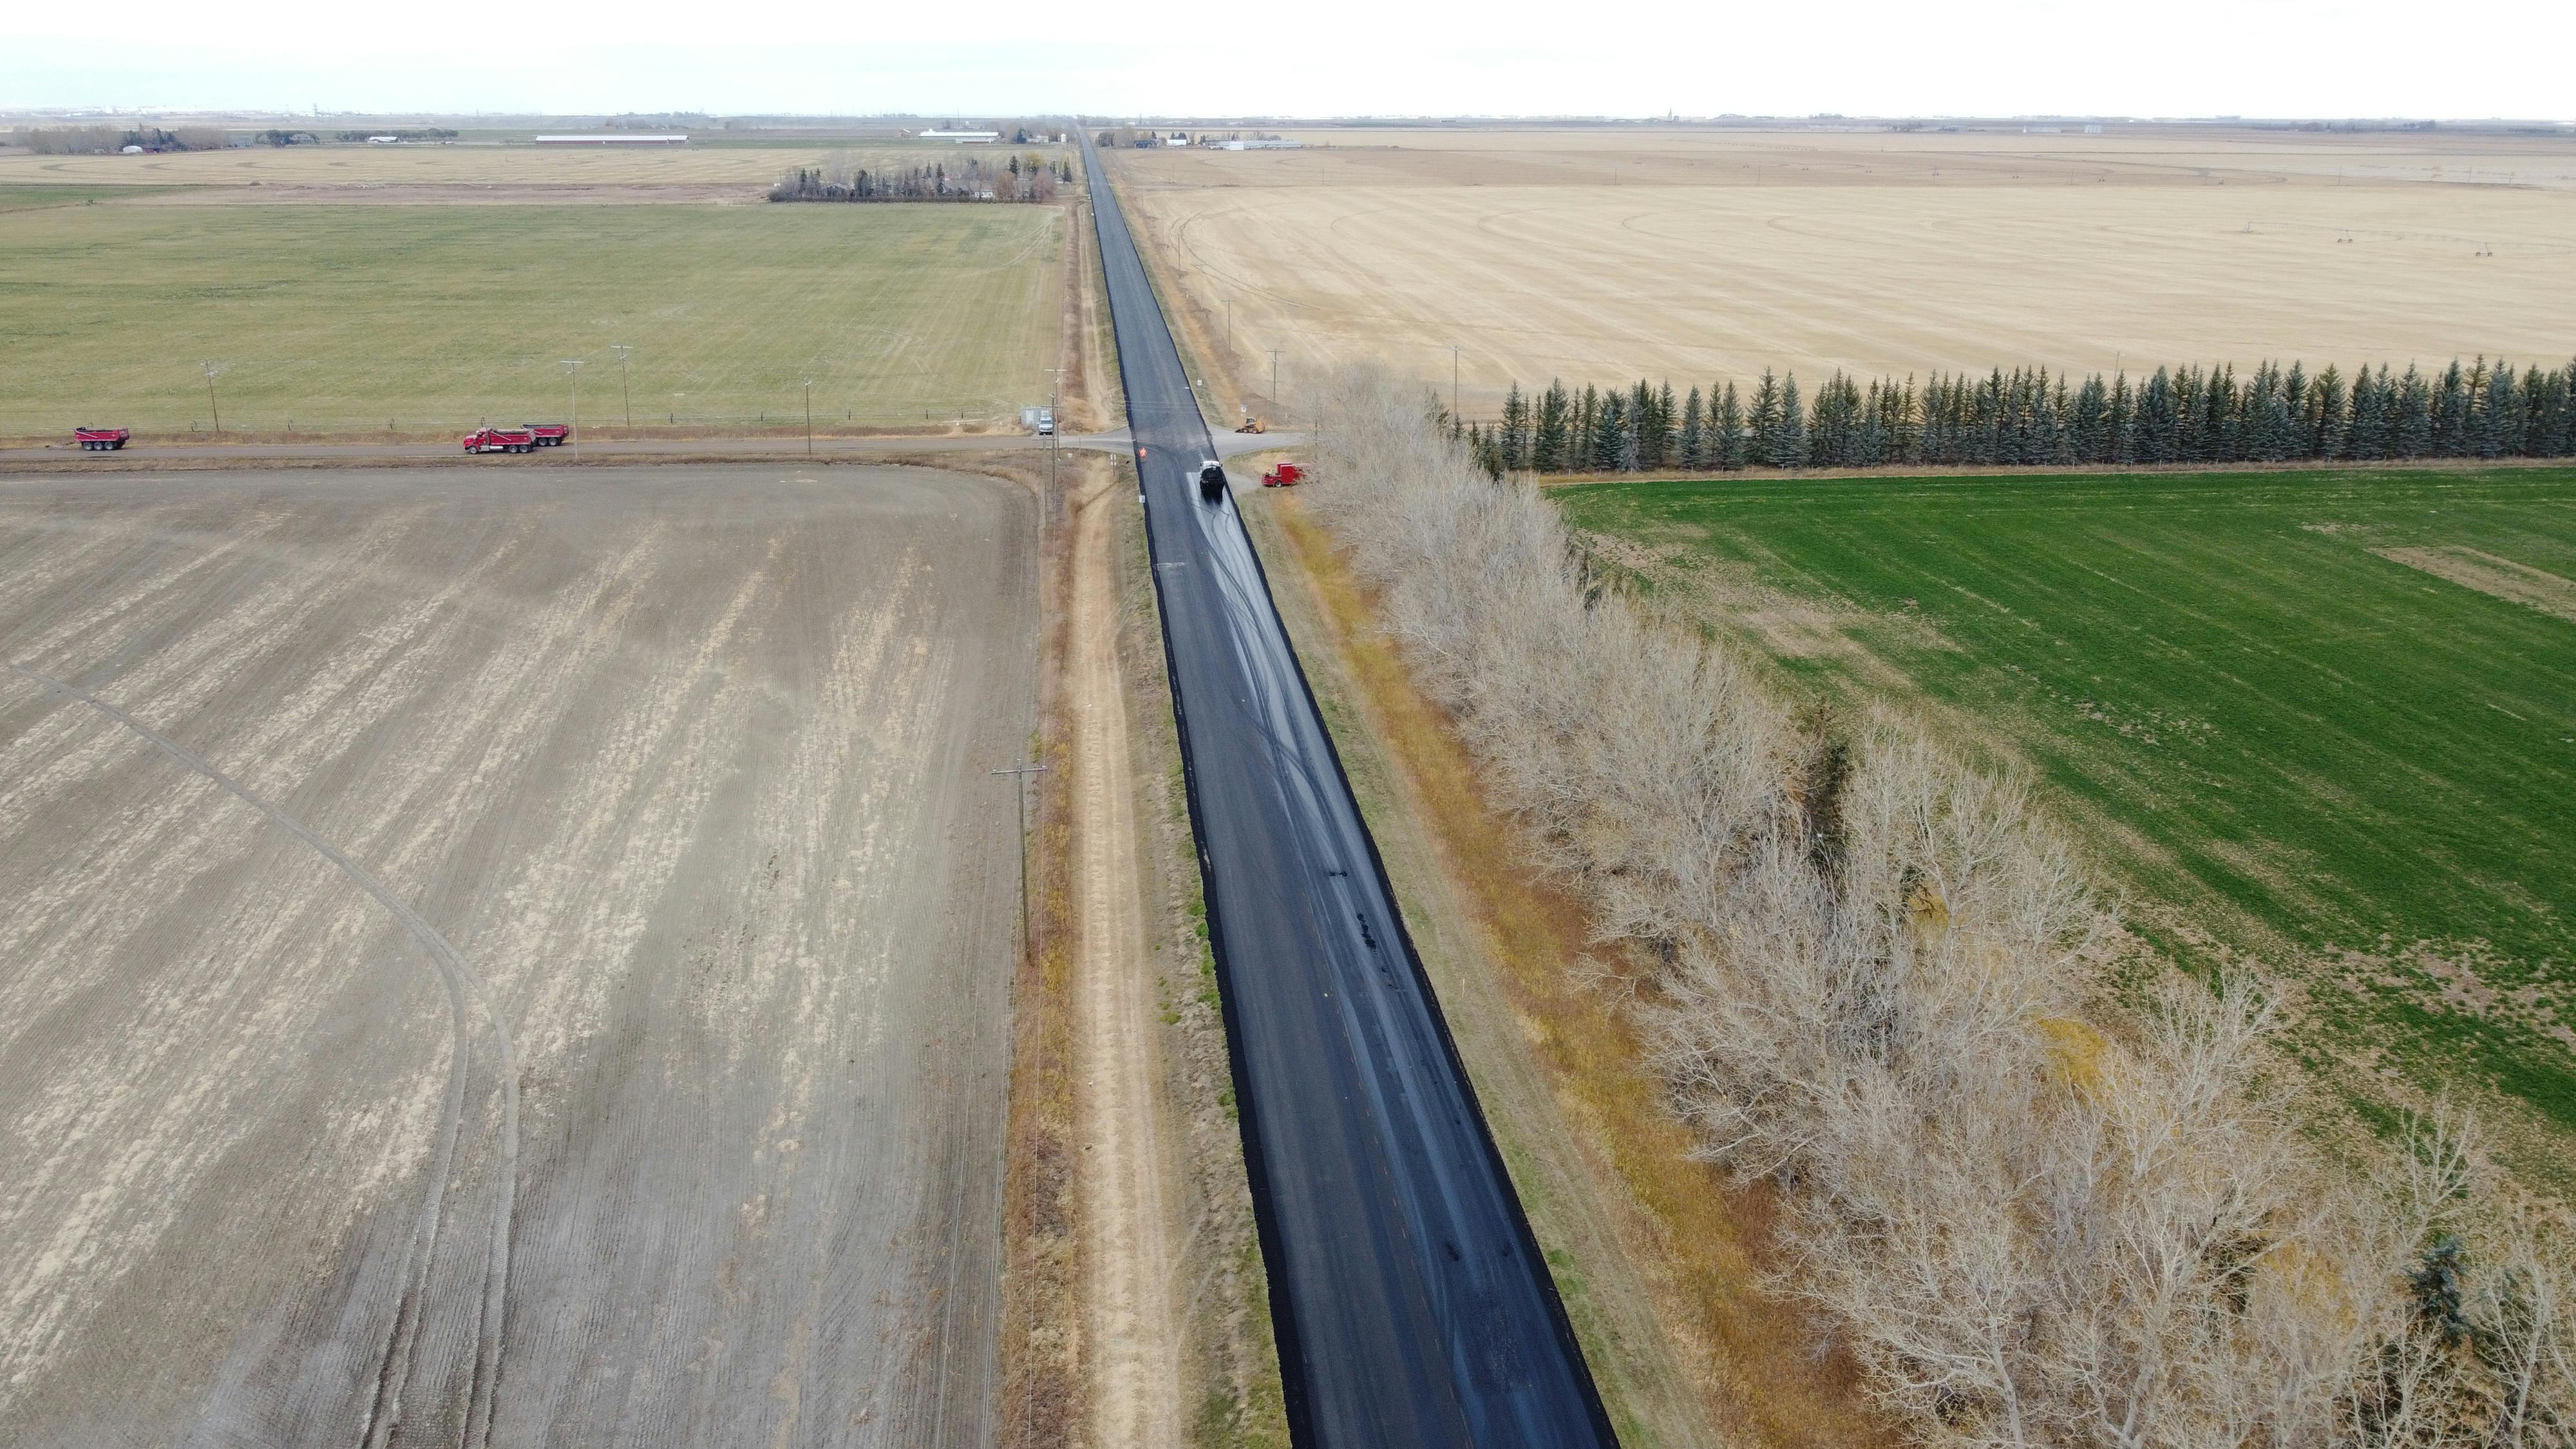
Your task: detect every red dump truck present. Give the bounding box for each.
[526,422,571,447]
[463,426,540,454]
[75,427,130,451]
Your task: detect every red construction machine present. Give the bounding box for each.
[74,427,130,451]
[1260,462,1305,488]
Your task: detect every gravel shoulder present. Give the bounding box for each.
[0,464,1036,1447]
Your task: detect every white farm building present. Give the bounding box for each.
[534,133,689,146]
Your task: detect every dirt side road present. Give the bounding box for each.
[0,464,1036,1447]
[1067,469,1183,1448]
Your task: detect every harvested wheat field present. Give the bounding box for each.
[1112,126,2576,416]
[0,464,1035,1446]
[0,203,1066,437]
[0,138,1064,194]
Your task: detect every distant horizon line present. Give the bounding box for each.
[6,109,2573,128]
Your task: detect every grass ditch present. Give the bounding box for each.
[990,447,1083,1449]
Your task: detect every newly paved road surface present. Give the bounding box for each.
[1081,128,1618,1448]
[0,465,1033,1446]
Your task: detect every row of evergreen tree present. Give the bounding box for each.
[1461,357,2576,476]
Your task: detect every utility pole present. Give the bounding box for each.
[611,343,633,427]
[802,377,816,455]
[1269,348,1281,420]
[1043,366,1065,500]
[990,761,1048,955]
[202,363,225,433]
[560,359,583,461]
[1450,343,1462,422]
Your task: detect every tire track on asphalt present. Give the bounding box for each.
[1,663,520,1449]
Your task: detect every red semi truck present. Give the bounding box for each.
[75,427,130,451]
[462,426,540,454]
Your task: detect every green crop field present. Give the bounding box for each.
[1559,467,2576,1168]
[0,184,172,213]
[0,201,1065,436]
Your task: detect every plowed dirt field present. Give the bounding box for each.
[0,464,1035,1446]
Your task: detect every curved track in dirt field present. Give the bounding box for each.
[6,664,521,1449]
[1081,126,1618,1449]
[0,464,1031,1448]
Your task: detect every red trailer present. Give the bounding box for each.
[75,427,130,451]
[463,426,539,454]
[1261,462,1305,488]
[526,422,571,447]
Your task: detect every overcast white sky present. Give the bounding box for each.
[7,0,2572,120]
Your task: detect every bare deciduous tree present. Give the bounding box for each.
[1304,363,2574,1449]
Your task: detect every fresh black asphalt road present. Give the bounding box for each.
[1080,126,1618,1449]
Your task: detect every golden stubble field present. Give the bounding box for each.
[1112,126,2576,417]
[0,139,1083,436]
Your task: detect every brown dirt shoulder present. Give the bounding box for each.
[1109,480,1290,1448]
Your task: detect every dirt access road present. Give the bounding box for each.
[1065,467,1183,1448]
[0,464,1035,1446]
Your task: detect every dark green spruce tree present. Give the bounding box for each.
[1499,382,1531,471]
[1774,375,1806,468]
[1678,386,1707,469]
[1535,381,1573,471]
[1747,370,1783,468]
[1714,382,1747,470]
[1589,390,1627,472]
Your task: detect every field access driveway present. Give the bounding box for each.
[0,464,1034,1446]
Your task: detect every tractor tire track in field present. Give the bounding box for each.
[3,663,520,1449]
[0,465,1035,1447]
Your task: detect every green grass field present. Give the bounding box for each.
[0,202,1064,435]
[1559,467,2576,1161]
[0,184,173,213]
